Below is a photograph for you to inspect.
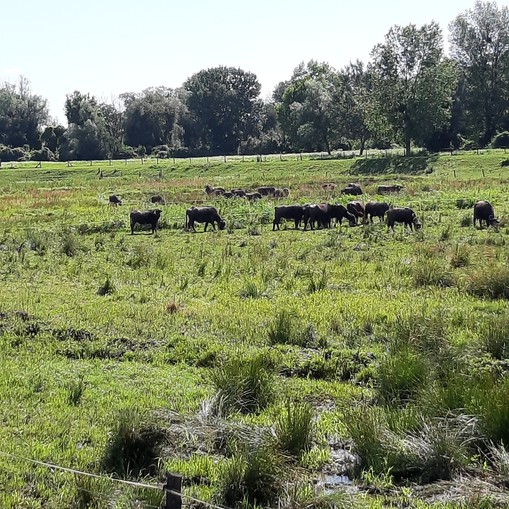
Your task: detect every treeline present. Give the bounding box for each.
[1,1,509,162]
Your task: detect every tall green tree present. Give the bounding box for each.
[121,87,187,153]
[276,61,342,154]
[0,76,49,148]
[449,0,509,146]
[184,66,261,154]
[371,23,459,155]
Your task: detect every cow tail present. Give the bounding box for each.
[185,211,188,231]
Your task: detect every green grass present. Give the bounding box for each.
[1,151,509,507]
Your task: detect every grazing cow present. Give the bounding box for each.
[258,186,276,196]
[109,195,122,206]
[341,183,363,196]
[222,191,234,199]
[273,205,305,230]
[387,207,421,231]
[364,202,390,223]
[274,188,285,199]
[347,201,365,224]
[150,194,165,204]
[130,209,162,234]
[377,184,403,194]
[186,206,226,232]
[473,201,499,228]
[246,192,262,202]
[231,189,246,197]
[205,185,225,196]
[304,204,330,230]
[328,204,356,227]
[281,188,290,197]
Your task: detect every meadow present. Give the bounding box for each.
[1,151,509,508]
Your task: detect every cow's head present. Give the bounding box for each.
[219,220,226,230]
[488,215,500,227]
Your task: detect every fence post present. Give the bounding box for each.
[165,473,182,509]
[224,155,227,163]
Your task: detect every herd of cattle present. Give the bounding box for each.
[109,183,500,234]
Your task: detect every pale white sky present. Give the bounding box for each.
[2,0,507,124]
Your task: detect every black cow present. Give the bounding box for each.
[387,207,421,230]
[231,189,247,197]
[150,194,165,204]
[130,209,162,234]
[205,185,225,196]
[304,204,330,230]
[246,192,262,202]
[186,206,226,232]
[347,201,365,224]
[109,195,122,206]
[341,183,363,196]
[328,204,356,227]
[258,186,276,196]
[273,205,305,230]
[378,184,403,194]
[473,200,499,228]
[364,202,390,223]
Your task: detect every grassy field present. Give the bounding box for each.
[1,151,509,508]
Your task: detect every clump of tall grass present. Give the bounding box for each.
[450,243,470,268]
[239,280,262,299]
[410,259,453,288]
[60,229,81,257]
[210,355,275,415]
[460,213,473,227]
[67,375,85,406]
[102,409,166,478]
[308,269,327,293]
[216,442,284,508]
[25,231,48,255]
[479,314,509,359]
[268,310,318,347]
[127,243,153,268]
[275,401,315,457]
[378,346,430,405]
[466,264,509,299]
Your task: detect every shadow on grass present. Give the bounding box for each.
[351,154,438,175]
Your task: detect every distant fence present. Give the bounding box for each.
[1,147,509,170]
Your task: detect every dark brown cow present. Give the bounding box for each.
[387,207,421,230]
[222,191,234,199]
[473,201,499,228]
[186,206,226,232]
[130,209,162,234]
[109,195,122,206]
[231,189,247,197]
[364,202,390,223]
[377,184,403,194]
[273,205,305,230]
[347,201,365,224]
[304,204,330,230]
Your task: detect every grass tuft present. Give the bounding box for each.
[275,401,315,457]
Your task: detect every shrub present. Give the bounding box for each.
[97,276,115,296]
[30,147,56,161]
[210,355,274,414]
[466,264,509,299]
[275,401,315,457]
[102,409,165,478]
[460,214,473,227]
[67,375,85,405]
[450,243,470,268]
[60,229,81,257]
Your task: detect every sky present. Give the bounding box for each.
[2,0,508,124]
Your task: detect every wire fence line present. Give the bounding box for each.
[0,450,230,509]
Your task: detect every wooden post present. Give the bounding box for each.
[90,160,93,166]
[224,155,227,163]
[453,169,457,178]
[482,169,485,177]
[173,157,176,165]
[165,473,182,509]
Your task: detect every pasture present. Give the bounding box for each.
[1,151,509,508]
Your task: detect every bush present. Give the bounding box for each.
[60,229,81,257]
[410,260,453,288]
[31,147,56,161]
[102,409,165,478]
[0,144,29,162]
[275,401,315,457]
[210,355,275,414]
[268,311,317,347]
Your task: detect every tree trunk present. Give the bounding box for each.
[359,137,366,157]
[404,115,411,157]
